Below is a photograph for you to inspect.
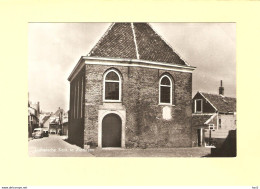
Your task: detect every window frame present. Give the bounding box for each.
[103,69,122,102]
[208,124,216,130]
[159,75,173,105]
[218,118,221,129]
[194,99,203,113]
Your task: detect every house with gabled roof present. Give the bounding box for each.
[192,81,236,147]
[68,23,196,148]
[42,115,51,129]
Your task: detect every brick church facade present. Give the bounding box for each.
[68,23,195,148]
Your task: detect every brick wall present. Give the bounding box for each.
[82,64,193,148]
[68,67,85,147]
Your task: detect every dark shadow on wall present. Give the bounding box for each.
[204,130,236,157]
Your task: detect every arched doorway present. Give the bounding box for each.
[102,113,122,147]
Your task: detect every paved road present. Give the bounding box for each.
[28,135,211,157]
[28,135,94,157]
[90,147,211,157]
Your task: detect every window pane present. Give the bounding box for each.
[161,77,170,85]
[106,71,119,81]
[196,100,202,112]
[105,82,119,100]
[160,86,170,103]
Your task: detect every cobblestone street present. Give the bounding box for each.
[28,135,211,157]
[89,147,211,157]
[28,135,94,157]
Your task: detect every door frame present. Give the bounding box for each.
[98,110,126,148]
[197,128,204,147]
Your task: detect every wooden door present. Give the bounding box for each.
[102,113,122,147]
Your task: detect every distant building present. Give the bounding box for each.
[42,115,51,130]
[192,81,236,147]
[39,111,51,127]
[28,95,40,137]
[62,111,69,136]
[67,23,196,148]
[49,116,59,134]
[49,108,64,134]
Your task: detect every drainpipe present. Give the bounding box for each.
[209,128,212,146]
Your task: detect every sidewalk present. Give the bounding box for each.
[28,135,94,157]
[89,147,211,157]
[29,135,211,157]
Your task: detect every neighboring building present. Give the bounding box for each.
[49,116,59,134]
[39,111,51,127]
[49,108,64,134]
[42,115,51,130]
[28,106,39,137]
[28,97,40,137]
[68,23,195,148]
[62,111,69,136]
[192,81,236,147]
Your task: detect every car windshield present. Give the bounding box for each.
[34,130,41,133]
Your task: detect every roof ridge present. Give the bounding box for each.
[147,23,190,66]
[200,91,236,99]
[131,23,140,59]
[87,23,115,56]
[198,91,218,111]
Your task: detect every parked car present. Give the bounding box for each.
[32,128,44,139]
[43,130,49,137]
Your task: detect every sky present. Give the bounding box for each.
[28,23,236,113]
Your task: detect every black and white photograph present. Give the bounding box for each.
[28,22,236,157]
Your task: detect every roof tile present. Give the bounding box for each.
[88,23,186,65]
[201,92,236,113]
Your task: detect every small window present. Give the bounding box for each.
[209,124,216,130]
[103,70,121,102]
[195,99,202,113]
[159,75,172,104]
[219,119,222,129]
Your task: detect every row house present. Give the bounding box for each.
[28,101,40,137]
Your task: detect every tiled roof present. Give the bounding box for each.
[42,116,50,124]
[88,23,137,59]
[54,108,63,116]
[88,23,187,66]
[134,23,186,65]
[50,117,59,124]
[201,92,236,113]
[192,114,213,127]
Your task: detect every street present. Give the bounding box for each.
[28,135,94,157]
[29,135,211,157]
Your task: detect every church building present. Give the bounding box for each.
[67,23,195,148]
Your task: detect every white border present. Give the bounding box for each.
[68,56,195,81]
[85,56,195,70]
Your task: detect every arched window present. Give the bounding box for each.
[159,75,172,105]
[103,69,121,102]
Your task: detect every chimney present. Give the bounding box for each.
[219,80,224,95]
[37,101,40,112]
